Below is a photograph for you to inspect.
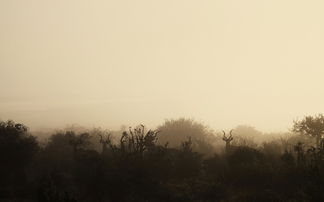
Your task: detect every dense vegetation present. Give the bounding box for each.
[1,116,324,202]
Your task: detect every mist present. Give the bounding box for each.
[2,1,324,201]
[2,0,324,132]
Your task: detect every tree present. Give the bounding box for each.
[232,125,262,147]
[157,118,216,154]
[0,120,39,192]
[292,114,324,148]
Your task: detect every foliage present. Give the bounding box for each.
[2,119,324,201]
[293,114,324,147]
[0,120,39,198]
[157,118,216,154]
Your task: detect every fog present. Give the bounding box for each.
[1,0,324,132]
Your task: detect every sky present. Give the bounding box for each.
[1,0,324,132]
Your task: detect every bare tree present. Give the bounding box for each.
[120,124,160,155]
[222,130,234,153]
[99,131,112,154]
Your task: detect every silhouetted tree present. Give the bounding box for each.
[232,125,261,147]
[293,114,324,148]
[157,118,216,154]
[0,120,39,196]
[222,130,234,153]
[98,131,112,154]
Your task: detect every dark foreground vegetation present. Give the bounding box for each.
[1,115,324,202]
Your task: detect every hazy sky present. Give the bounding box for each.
[1,0,324,132]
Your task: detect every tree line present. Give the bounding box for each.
[1,115,324,202]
